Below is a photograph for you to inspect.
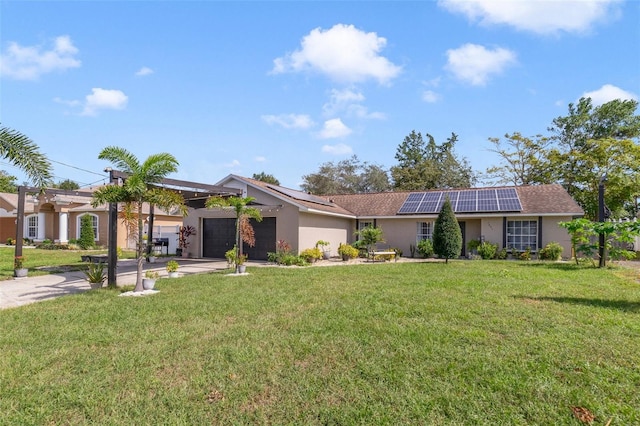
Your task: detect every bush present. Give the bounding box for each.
[300,247,322,262]
[477,241,498,260]
[6,237,14,245]
[496,248,508,260]
[338,243,359,260]
[417,239,434,258]
[79,215,95,250]
[519,248,532,261]
[432,198,462,262]
[467,239,481,253]
[539,242,564,261]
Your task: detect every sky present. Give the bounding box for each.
[1,0,639,190]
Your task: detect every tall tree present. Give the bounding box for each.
[484,133,551,186]
[432,197,462,263]
[391,131,475,190]
[92,147,186,291]
[0,171,18,193]
[53,179,80,190]
[205,196,262,273]
[547,98,640,219]
[301,155,390,195]
[252,172,280,186]
[0,124,52,188]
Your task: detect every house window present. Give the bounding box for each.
[77,214,99,241]
[26,214,38,239]
[507,220,537,251]
[417,221,432,243]
[358,220,374,231]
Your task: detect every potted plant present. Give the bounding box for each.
[166,260,179,278]
[338,243,359,261]
[84,262,106,289]
[236,253,248,274]
[315,240,331,259]
[14,256,28,278]
[143,270,159,290]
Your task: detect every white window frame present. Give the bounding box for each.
[416,221,432,244]
[506,219,537,251]
[25,214,38,239]
[358,220,374,231]
[77,213,99,242]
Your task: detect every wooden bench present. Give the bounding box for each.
[368,248,398,262]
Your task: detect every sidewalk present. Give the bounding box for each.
[0,258,229,310]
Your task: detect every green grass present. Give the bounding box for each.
[1,261,639,424]
[0,247,136,280]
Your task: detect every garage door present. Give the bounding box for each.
[202,217,276,260]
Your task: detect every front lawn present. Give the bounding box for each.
[1,261,638,424]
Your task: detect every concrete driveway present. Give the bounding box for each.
[0,258,229,310]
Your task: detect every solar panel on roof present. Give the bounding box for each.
[266,184,335,207]
[397,188,522,214]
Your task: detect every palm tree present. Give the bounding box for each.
[92,146,186,291]
[0,124,52,188]
[205,196,262,273]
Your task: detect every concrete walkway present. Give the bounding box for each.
[0,258,230,310]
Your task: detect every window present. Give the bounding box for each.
[416,221,432,243]
[26,214,38,239]
[77,214,99,241]
[358,220,374,231]
[507,220,537,251]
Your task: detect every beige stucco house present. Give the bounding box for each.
[183,175,584,260]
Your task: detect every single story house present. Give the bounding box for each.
[0,190,183,249]
[183,175,584,260]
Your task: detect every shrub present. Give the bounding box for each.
[417,239,434,258]
[166,260,179,272]
[477,241,498,260]
[300,247,322,262]
[496,248,508,260]
[519,248,532,261]
[539,242,564,261]
[338,243,359,260]
[432,197,462,263]
[79,215,95,250]
[467,239,481,253]
[6,237,14,245]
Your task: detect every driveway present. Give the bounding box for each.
[0,258,229,310]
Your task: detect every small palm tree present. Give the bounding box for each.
[0,124,52,188]
[92,146,186,291]
[205,196,262,273]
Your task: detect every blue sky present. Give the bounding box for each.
[1,0,638,190]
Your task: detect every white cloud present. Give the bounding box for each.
[581,84,638,106]
[318,118,352,139]
[272,24,402,84]
[261,113,315,129]
[322,143,353,155]
[438,0,621,35]
[254,156,267,163]
[0,35,81,80]
[81,88,128,116]
[322,89,386,120]
[53,97,82,107]
[224,159,241,168]
[445,43,517,86]
[422,90,441,103]
[135,66,154,76]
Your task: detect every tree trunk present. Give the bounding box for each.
[135,201,144,292]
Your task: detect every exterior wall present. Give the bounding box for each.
[298,212,350,256]
[541,216,574,259]
[0,217,15,241]
[480,217,504,247]
[374,218,425,255]
[462,219,482,245]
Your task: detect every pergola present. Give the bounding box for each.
[13,171,241,286]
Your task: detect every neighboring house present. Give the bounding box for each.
[184,175,584,260]
[0,191,183,249]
